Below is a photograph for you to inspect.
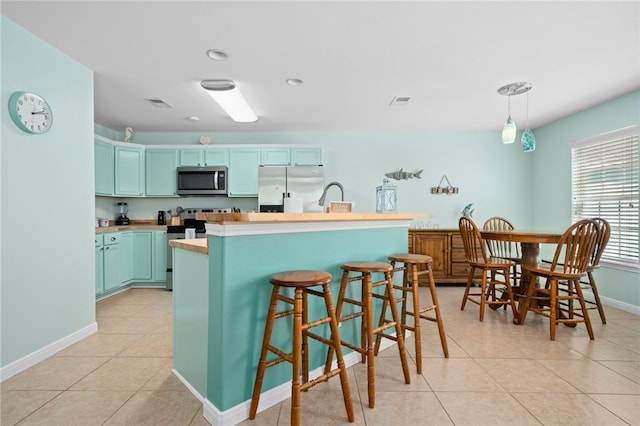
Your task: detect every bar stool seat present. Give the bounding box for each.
[325,261,410,409]
[249,270,354,425]
[375,254,449,374]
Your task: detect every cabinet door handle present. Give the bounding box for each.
[105,246,110,250]
[111,237,116,241]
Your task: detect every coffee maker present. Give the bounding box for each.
[115,202,130,225]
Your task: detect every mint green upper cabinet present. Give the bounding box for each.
[95,139,114,195]
[132,232,152,280]
[228,149,260,197]
[204,149,229,166]
[146,149,178,196]
[179,149,204,166]
[115,145,145,196]
[152,230,167,282]
[292,147,323,166]
[261,148,291,166]
[179,148,229,166]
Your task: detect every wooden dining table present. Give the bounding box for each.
[480,229,563,321]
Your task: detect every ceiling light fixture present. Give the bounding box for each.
[521,91,536,152]
[206,49,229,61]
[497,82,531,144]
[200,80,258,123]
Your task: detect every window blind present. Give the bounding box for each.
[571,125,639,267]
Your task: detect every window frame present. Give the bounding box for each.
[570,124,640,272]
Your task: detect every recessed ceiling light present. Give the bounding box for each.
[206,49,229,61]
[186,116,199,121]
[286,78,303,87]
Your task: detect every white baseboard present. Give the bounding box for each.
[0,322,98,382]
[588,292,640,316]
[197,335,401,425]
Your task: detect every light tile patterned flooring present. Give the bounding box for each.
[2,285,639,425]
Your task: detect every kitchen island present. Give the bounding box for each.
[170,213,424,425]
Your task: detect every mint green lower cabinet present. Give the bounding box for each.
[146,149,177,196]
[152,231,167,281]
[103,243,120,292]
[133,232,152,280]
[95,245,104,295]
[228,149,260,197]
[119,232,133,283]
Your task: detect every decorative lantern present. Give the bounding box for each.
[376,179,397,213]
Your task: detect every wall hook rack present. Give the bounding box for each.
[431,175,459,195]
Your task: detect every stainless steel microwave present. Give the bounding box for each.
[176,166,228,195]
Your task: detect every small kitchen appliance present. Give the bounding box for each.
[115,202,130,225]
[157,210,166,225]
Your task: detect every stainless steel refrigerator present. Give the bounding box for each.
[258,166,324,213]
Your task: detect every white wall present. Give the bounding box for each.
[1,16,96,374]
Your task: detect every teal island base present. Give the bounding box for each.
[171,216,416,425]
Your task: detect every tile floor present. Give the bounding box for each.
[2,285,639,425]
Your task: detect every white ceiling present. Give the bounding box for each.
[2,1,639,133]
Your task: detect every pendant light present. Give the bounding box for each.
[521,91,536,152]
[501,94,516,144]
[497,82,532,145]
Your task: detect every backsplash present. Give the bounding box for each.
[95,196,258,221]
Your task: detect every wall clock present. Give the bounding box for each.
[8,91,53,134]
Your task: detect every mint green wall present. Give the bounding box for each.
[532,90,640,310]
[1,16,95,369]
[133,130,533,229]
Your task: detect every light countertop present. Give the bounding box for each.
[168,238,208,254]
[195,212,428,223]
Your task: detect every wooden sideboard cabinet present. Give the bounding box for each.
[408,229,477,284]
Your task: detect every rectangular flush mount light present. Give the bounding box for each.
[201,80,258,123]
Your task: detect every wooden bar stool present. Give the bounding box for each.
[249,270,354,425]
[374,254,449,374]
[324,261,411,409]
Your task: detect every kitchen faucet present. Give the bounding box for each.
[318,181,344,206]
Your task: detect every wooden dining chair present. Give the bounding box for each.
[518,219,599,340]
[458,217,518,321]
[557,218,610,324]
[483,216,522,289]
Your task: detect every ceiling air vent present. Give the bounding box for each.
[145,98,173,108]
[389,96,411,106]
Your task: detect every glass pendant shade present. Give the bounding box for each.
[521,128,536,152]
[502,116,516,144]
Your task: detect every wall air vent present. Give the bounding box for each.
[389,96,411,106]
[145,98,173,108]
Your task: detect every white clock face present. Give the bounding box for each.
[9,92,53,134]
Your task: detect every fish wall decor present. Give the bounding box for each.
[461,203,475,218]
[385,168,423,180]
